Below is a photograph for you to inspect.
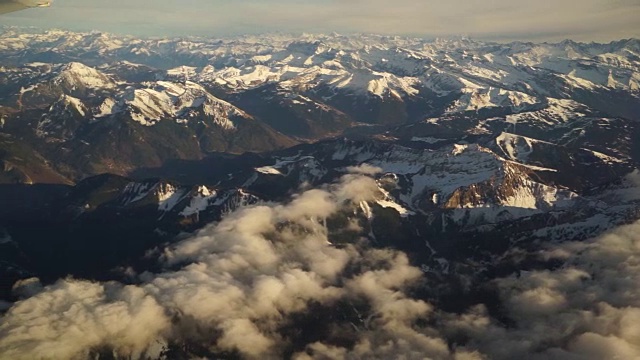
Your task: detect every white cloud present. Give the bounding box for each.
[0,171,464,359]
[11,277,43,299]
[445,220,640,360]
[0,281,170,360]
[1,170,640,359]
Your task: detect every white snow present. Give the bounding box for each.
[180,186,218,217]
[376,199,413,217]
[452,144,468,156]
[255,166,284,175]
[446,87,539,113]
[55,62,115,89]
[562,70,600,90]
[156,183,188,212]
[359,201,373,219]
[96,98,119,117]
[2,30,624,109]
[121,183,154,204]
[588,150,627,164]
[102,81,243,128]
[496,132,534,161]
[19,84,37,95]
[167,66,197,79]
[506,98,586,127]
[60,95,86,116]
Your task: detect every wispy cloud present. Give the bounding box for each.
[2,0,639,41]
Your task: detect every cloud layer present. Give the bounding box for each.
[445,220,640,360]
[0,172,471,359]
[1,169,639,359]
[2,0,639,41]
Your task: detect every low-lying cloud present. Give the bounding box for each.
[0,171,468,359]
[444,220,640,360]
[1,169,639,359]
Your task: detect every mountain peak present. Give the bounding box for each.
[55,62,115,90]
[53,94,87,116]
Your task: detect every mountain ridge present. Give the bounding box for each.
[1,29,638,183]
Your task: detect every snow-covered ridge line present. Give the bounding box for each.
[2,28,638,100]
[2,26,638,48]
[118,181,228,217]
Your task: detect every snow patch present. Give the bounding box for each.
[255,166,284,175]
[180,186,218,217]
[376,199,413,217]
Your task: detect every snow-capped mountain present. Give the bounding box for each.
[0,28,638,246]
[96,80,247,129]
[0,28,637,193]
[0,57,298,180]
[240,137,631,227]
[2,29,638,118]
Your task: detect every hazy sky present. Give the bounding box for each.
[2,0,639,41]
